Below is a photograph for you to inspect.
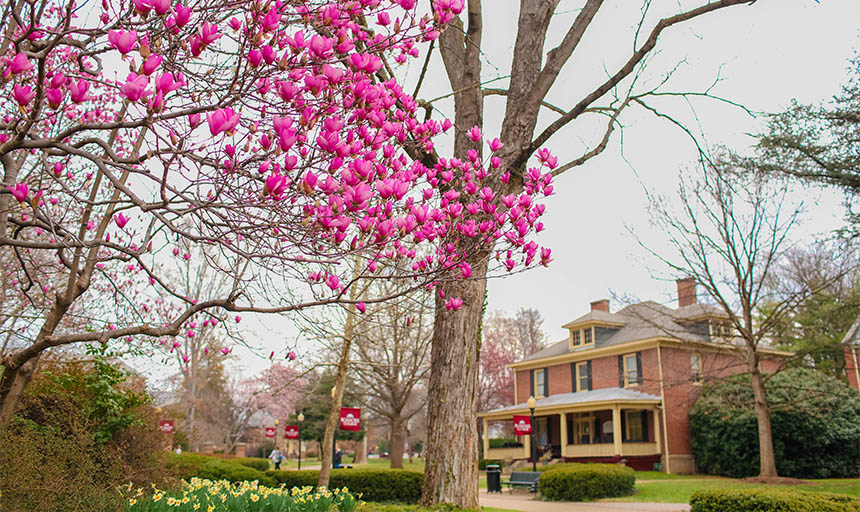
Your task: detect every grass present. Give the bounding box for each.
[601,477,860,503]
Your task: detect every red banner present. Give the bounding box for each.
[264,426,276,438]
[339,407,361,431]
[284,425,299,439]
[159,419,174,434]
[513,415,531,435]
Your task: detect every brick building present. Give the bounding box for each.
[479,278,792,474]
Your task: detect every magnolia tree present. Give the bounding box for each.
[0,0,554,427]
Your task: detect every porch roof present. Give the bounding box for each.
[481,387,661,417]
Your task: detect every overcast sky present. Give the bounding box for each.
[144,1,860,381]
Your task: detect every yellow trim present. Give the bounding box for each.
[657,343,671,474]
[478,400,662,421]
[575,361,588,392]
[507,336,793,371]
[851,346,860,390]
[534,368,546,399]
[622,352,638,387]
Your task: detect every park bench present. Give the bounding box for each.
[502,471,540,493]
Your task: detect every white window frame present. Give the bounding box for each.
[690,353,703,384]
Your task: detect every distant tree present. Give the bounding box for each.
[759,245,860,378]
[288,371,364,449]
[478,308,546,411]
[646,152,830,479]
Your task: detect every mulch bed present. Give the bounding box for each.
[739,476,810,485]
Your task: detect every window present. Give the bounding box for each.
[576,362,589,392]
[534,369,546,398]
[625,411,645,442]
[623,353,638,387]
[574,417,592,445]
[710,320,733,339]
[570,327,594,348]
[690,353,702,383]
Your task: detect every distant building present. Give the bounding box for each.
[479,279,795,474]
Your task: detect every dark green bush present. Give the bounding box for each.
[537,463,634,501]
[267,469,424,503]
[690,488,860,512]
[0,358,164,512]
[231,457,270,472]
[488,438,520,449]
[690,368,860,478]
[478,459,502,470]
[165,453,276,486]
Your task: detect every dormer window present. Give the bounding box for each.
[710,320,733,340]
[570,327,594,348]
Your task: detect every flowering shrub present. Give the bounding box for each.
[124,478,360,512]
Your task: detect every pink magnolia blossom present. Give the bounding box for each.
[121,73,151,101]
[68,79,92,103]
[356,302,366,313]
[8,183,28,202]
[114,213,130,228]
[46,88,64,108]
[132,0,152,16]
[8,53,33,74]
[142,54,163,75]
[200,22,221,45]
[12,84,35,106]
[151,0,169,15]
[174,3,192,27]
[207,107,240,136]
[287,351,297,361]
[107,29,138,54]
[445,297,463,311]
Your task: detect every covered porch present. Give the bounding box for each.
[480,388,663,470]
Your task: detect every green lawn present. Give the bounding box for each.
[602,478,860,503]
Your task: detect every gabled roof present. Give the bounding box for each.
[843,316,860,346]
[483,387,661,415]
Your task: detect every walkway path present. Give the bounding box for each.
[479,490,691,512]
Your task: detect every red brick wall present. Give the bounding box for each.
[548,363,573,396]
[516,369,530,404]
[591,355,618,389]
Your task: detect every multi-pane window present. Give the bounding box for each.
[576,362,589,392]
[710,320,733,339]
[690,353,702,383]
[535,369,546,398]
[570,327,594,348]
[624,353,638,386]
[625,411,645,441]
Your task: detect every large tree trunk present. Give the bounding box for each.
[390,415,405,469]
[0,355,39,425]
[421,259,488,508]
[750,366,778,477]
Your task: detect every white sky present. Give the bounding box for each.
[141,1,860,381]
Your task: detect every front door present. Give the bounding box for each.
[574,417,592,445]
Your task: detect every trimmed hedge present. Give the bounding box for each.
[478,459,502,470]
[537,463,634,501]
[690,488,860,512]
[231,457,270,472]
[165,453,276,487]
[267,469,423,503]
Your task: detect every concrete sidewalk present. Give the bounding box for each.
[479,490,691,512]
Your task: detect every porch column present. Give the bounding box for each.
[612,405,622,456]
[482,418,489,456]
[560,412,568,458]
[653,408,662,454]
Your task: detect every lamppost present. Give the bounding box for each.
[274,418,280,454]
[527,396,537,472]
[297,411,305,471]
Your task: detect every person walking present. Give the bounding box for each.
[270,448,285,470]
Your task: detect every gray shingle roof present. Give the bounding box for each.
[843,316,860,345]
[561,310,626,328]
[484,387,661,414]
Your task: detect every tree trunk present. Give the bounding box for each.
[750,366,779,477]
[356,435,367,464]
[421,258,487,508]
[390,416,405,469]
[0,354,39,425]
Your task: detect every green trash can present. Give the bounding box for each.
[486,464,501,493]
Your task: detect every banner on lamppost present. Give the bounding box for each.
[339,407,361,431]
[158,419,174,434]
[513,415,532,435]
[285,425,299,439]
[264,426,276,438]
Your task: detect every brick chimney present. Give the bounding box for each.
[590,299,610,312]
[676,278,697,308]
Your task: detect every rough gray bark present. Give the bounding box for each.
[750,360,778,477]
[421,0,759,505]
